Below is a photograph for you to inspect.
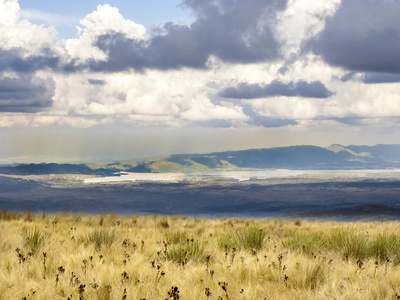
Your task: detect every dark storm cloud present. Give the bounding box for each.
[308,0,400,74]
[0,49,59,73]
[88,0,287,71]
[342,72,400,84]
[220,80,333,99]
[0,0,287,73]
[0,74,54,113]
[363,73,400,84]
[340,72,356,82]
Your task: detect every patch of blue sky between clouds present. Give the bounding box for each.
[18,0,194,40]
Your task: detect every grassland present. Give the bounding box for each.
[1,211,400,299]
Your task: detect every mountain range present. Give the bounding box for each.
[1,144,400,175]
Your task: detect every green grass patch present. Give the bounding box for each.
[165,231,188,245]
[282,232,325,256]
[22,227,45,253]
[369,234,400,264]
[81,228,117,251]
[165,239,207,264]
[219,226,266,251]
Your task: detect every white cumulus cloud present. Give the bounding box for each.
[0,0,57,56]
[59,4,146,63]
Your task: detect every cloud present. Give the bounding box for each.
[49,67,249,127]
[59,4,146,64]
[0,48,59,72]
[1,1,287,73]
[0,1,57,55]
[342,72,400,84]
[243,105,298,127]
[2,0,400,136]
[0,1,287,73]
[83,0,287,72]
[308,0,400,74]
[179,95,246,122]
[274,0,340,58]
[0,0,20,27]
[220,80,334,99]
[0,0,59,74]
[0,74,54,112]
[87,79,106,85]
[363,73,400,84]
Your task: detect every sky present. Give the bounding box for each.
[1,0,400,163]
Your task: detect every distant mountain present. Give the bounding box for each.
[325,144,367,156]
[1,144,400,175]
[172,145,355,169]
[0,163,116,176]
[346,144,400,162]
[162,144,400,171]
[282,203,400,222]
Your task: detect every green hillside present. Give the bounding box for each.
[2,144,400,175]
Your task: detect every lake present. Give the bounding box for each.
[84,169,400,184]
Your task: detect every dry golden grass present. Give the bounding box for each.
[1,211,400,299]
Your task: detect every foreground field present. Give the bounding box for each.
[1,212,400,299]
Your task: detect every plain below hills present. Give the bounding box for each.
[282,203,400,222]
[1,143,400,175]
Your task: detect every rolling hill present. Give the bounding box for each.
[1,144,400,175]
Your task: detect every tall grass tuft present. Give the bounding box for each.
[369,234,400,264]
[166,246,188,264]
[0,210,20,221]
[99,285,112,300]
[218,235,237,252]
[283,229,400,264]
[158,220,170,228]
[165,231,188,245]
[236,226,266,250]
[282,233,325,257]
[292,263,326,290]
[166,239,206,264]
[82,228,116,251]
[306,264,325,290]
[298,264,325,290]
[219,226,266,251]
[22,227,45,253]
[327,229,369,260]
